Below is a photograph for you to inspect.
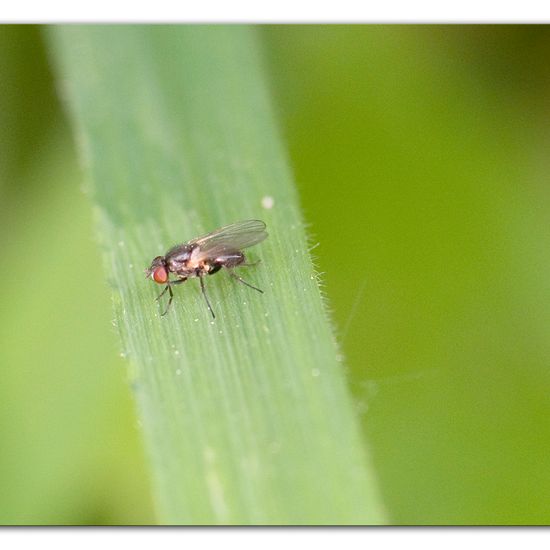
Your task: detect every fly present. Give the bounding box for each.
[145,219,268,318]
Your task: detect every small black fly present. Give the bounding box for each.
[145,220,268,318]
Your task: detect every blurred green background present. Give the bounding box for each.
[1,24,550,524]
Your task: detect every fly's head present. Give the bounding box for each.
[145,256,169,284]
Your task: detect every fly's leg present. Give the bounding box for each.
[227,270,264,293]
[157,278,186,317]
[199,276,216,319]
[160,285,174,317]
[156,285,170,302]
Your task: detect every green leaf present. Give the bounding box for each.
[47,25,385,524]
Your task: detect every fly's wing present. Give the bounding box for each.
[190,220,267,259]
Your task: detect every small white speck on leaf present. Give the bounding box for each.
[311,368,320,377]
[175,368,182,375]
[261,195,275,209]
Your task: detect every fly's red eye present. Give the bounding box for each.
[152,266,168,284]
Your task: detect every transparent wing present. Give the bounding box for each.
[190,220,268,256]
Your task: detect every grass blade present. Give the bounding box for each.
[48,25,385,524]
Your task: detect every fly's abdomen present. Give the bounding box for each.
[216,251,245,268]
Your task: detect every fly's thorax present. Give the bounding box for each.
[184,245,204,271]
[165,243,194,273]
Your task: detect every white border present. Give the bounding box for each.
[3,529,550,550]
[1,0,550,23]
[1,529,550,550]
